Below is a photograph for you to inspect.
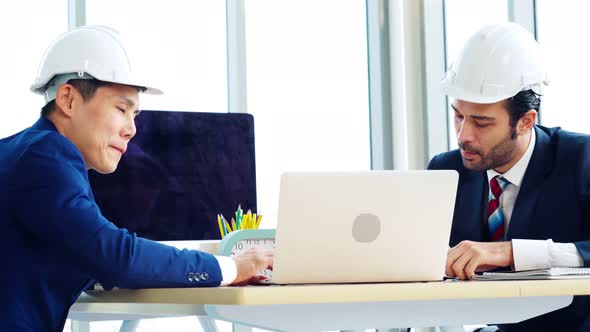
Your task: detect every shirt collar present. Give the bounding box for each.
[31,116,59,132]
[487,128,536,187]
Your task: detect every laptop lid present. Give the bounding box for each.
[271,170,458,284]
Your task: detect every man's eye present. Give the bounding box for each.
[117,107,126,114]
[475,123,489,128]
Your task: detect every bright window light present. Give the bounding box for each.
[86,0,228,113]
[536,0,590,134]
[0,2,67,138]
[245,0,371,227]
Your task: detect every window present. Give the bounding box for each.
[536,0,590,134]
[0,2,67,138]
[86,0,228,113]
[444,0,509,149]
[245,0,371,226]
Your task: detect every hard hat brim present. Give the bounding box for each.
[30,76,163,96]
[441,85,517,104]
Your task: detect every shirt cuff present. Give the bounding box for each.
[214,255,237,286]
[512,239,550,271]
[512,239,585,271]
[549,242,584,267]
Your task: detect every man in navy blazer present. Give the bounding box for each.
[0,26,272,331]
[428,23,590,331]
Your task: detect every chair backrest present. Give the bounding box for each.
[89,110,257,240]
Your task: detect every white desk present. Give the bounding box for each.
[69,279,590,331]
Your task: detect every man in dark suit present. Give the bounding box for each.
[428,23,590,331]
[0,26,272,331]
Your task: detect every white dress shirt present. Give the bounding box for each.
[215,256,238,286]
[486,129,584,271]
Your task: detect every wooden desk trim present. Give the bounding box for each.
[78,279,590,305]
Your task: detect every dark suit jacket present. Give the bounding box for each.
[0,117,223,331]
[428,125,590,332]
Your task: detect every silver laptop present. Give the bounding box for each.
[271,170,458,284]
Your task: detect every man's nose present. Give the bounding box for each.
[457,120,474,144]
[123,116,136,140]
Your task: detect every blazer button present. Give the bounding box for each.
[187,272,195,282]
[194,272,202,281]
[201,272,209,281]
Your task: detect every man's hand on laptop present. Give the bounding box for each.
[446,240,514,280]
[231,247,274,285]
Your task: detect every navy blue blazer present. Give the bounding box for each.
[0,118,223,331]
[428,125,590,332]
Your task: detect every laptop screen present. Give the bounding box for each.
[88,110,257,241]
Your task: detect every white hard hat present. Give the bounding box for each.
[31,25,162,103]
[441,22,550,104]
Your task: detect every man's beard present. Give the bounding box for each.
[458,127,518,172]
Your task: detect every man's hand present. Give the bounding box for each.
[230,247,274,286]
[446,240,514,280]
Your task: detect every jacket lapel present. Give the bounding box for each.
[506,126,554,239]
[451,167,488,246]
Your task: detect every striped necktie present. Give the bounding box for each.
[487,176,510,241]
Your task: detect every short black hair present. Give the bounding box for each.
[40,79,112,117]
[505,89,541,128]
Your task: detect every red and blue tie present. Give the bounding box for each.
[487,176,510,241]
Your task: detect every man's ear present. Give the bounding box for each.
[517,110,537,135]
[54,84,78,118]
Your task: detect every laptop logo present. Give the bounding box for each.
[352,213,381,243]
